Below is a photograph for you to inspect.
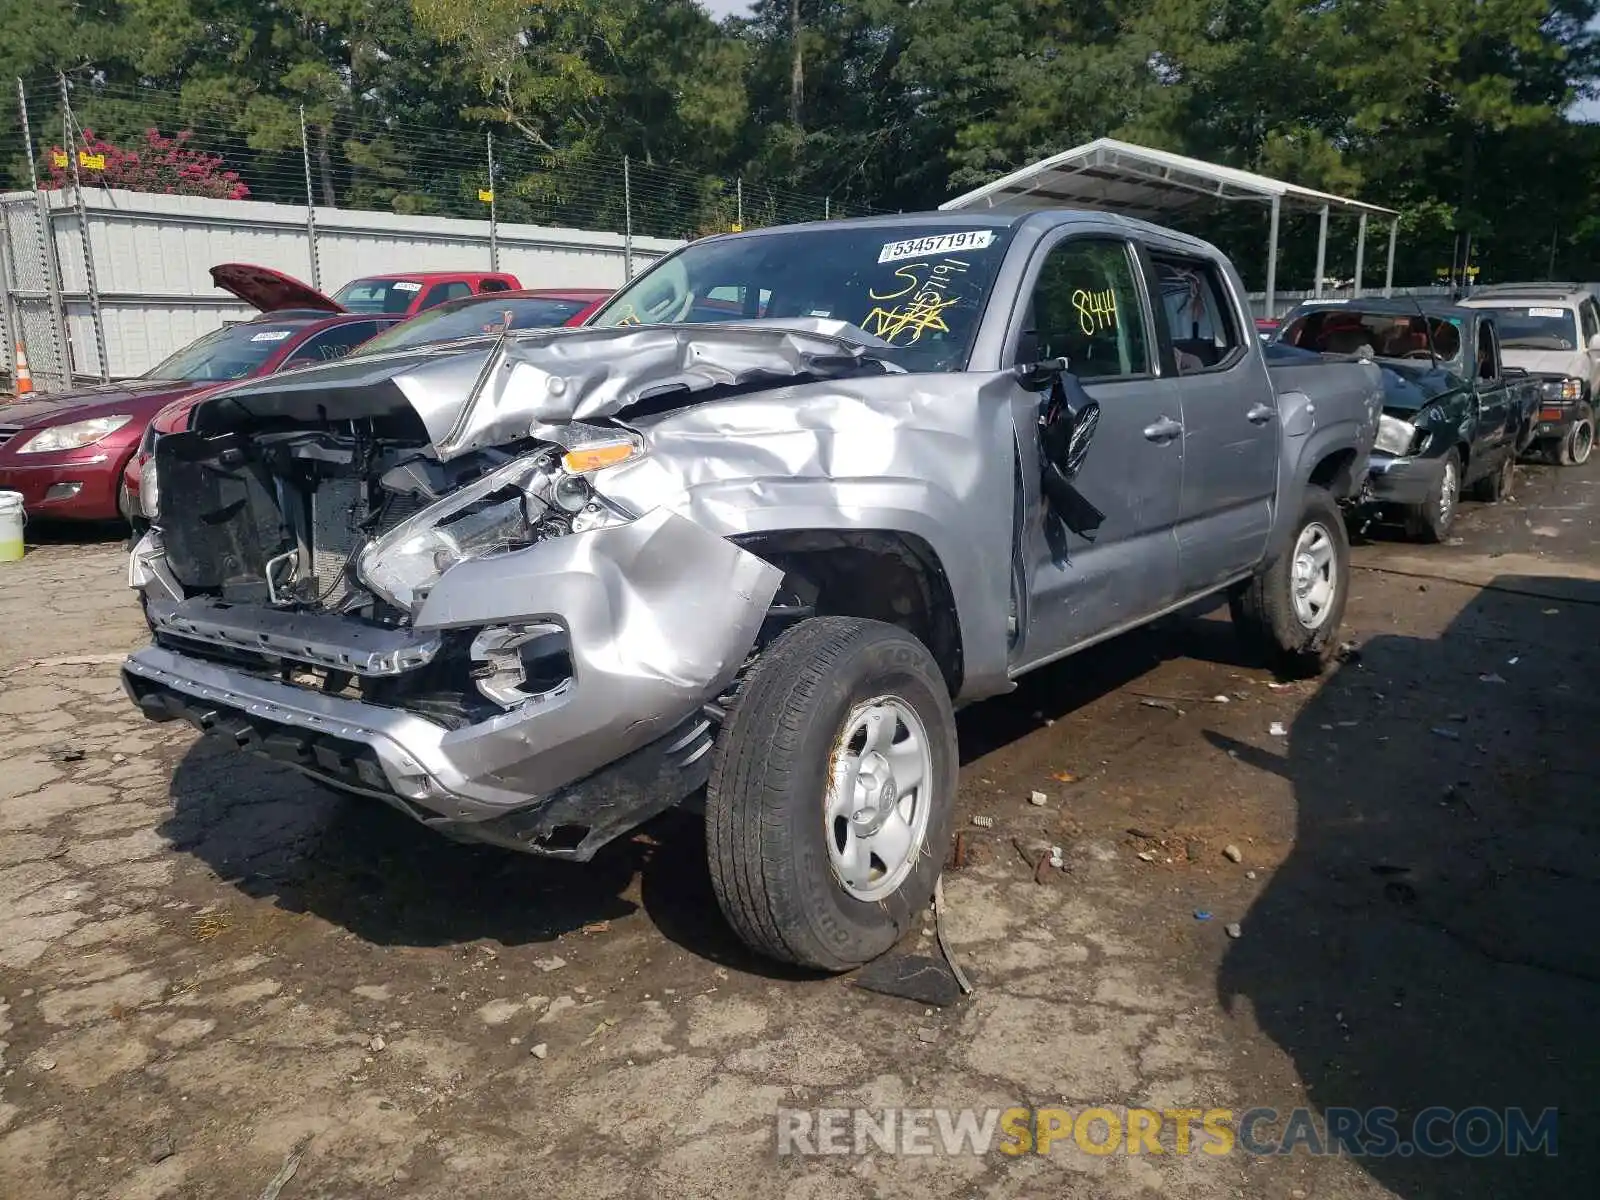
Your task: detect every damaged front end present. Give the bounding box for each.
[123,330,801,859]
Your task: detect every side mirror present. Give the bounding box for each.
[1014,357,1069,392]
[1587,333,1600,353]
[1502,365,1528,378]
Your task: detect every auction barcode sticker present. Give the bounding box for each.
[878,230,994,264]
[391,280,423,293]
[251,330,291,342]
[1528,307,1566,319]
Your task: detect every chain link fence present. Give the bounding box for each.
[10,73,871,242]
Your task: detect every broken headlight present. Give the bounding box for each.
[358,455,558,611]
[1374,413,1418,458]
[357,446,637,612]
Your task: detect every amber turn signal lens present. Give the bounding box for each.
[561,441,638,474]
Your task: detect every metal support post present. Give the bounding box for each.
[486,131,499,272]
[298,106,322,291]
[1264,197,1281,319]
[623,156,634,280]
[1312,204,1329,298]
[61,75,109,383]
[1384,220,1398,297]
[1353,213,1367,299]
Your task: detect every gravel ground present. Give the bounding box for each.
[0,459,1594,1199]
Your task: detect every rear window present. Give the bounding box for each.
[1475,305,1578,351]
[332,278,426,314]
[1278,308,1464,366]
[352,296,593,356]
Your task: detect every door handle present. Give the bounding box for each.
[1143,416,1184,443]
[1246,403,1275,424]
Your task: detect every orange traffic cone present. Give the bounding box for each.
[11,341,32,398]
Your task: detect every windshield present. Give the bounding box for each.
[1277,308,1465,365]
[587,224,1014,371]
[332,278,425,314]
[142,323,299,382]
[353,296,593,356]
[1474,305,1577,351]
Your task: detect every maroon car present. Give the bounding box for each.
[0,265,399,523]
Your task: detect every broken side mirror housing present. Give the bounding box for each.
[1014,357,1070,393]
[1038,372,1106,538]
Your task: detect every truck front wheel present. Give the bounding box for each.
[1559,407,1594,466]
[706,616,958,972]
[1230,486,1351,678]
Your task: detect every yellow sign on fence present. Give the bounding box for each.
[48,150,106,170]
[478,188,494,203]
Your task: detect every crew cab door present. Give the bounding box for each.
[1009,233,1183,668]
[1470,317,1512,476]
[1143,245,1280,596]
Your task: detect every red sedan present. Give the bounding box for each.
[0,265,400,523]
[123,287,612,520]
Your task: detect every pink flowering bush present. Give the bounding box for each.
[45,128,249,200]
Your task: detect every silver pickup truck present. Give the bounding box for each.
[123,211,1380,971]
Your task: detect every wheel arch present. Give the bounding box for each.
[736,528,966,699]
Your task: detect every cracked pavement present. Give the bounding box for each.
[0,458,1595,1198]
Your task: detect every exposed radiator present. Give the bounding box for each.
[311,478,365,608]
[310,482,431,610]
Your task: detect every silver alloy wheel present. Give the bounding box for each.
[1289,521,1338,630]
[1438,459,1458,527]
[1571,420,1594,466]
[824,696,934,903]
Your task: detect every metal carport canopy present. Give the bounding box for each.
[940,138,1399,316]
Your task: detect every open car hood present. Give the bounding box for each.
[209,263,343,314]
[190,319,899,459]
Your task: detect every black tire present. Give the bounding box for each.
[706,616,958,972]
[1469,452,1514,503]
[1230,485,1351,678]
[1559,408,1594,467]
[1403,447,1461,543]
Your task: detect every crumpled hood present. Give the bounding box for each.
[1499,347,1587,380]
[1,379,206,429]
[1375,359,1467,415]
[191,320,899,458]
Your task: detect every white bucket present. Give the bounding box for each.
[0,491,24,562]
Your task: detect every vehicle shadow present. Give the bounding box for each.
[1214,574,1600,1195]
[158,601,1267,976]
[22,517,129,547]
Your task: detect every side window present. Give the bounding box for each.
[419,282,472,311]
[479,278,511,293]
[1581,300,1599,344]
[1476,322,1498,382]
[1024,238,1150,380]
[282,322,381,368]
[1152,256,1243,374]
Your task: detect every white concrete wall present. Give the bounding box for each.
[8,188,682,378]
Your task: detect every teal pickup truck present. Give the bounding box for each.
[1274,298,1541,542]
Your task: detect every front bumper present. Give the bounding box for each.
[1363,450,1444,508]
[123,509,784,858]
[0,451,127,520]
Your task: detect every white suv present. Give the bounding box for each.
[1460,283,1597,465]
